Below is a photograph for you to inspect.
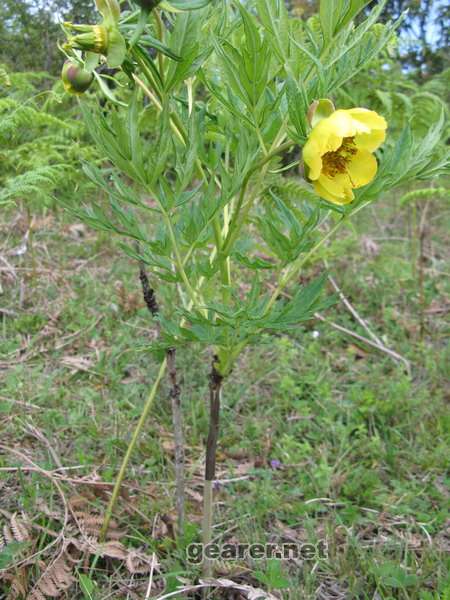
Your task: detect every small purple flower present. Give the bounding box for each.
[270,459,282,470]
[213,480,221,491]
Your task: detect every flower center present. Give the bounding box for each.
[322,137,357,178]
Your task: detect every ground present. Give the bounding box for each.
[0,192,449,599]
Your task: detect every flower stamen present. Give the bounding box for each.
[322,137,357,178]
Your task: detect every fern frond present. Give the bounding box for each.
[4,567,29,600]
[0,65,11,87]
[0,100,75,140]
[267,175,319,204]
[400,187,449,205]
[0,165,69,204]
[0,513,31,546]
[29,553,75,599]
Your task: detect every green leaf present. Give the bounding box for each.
[165,10,209,92]
[128,88,142,171]
[374,562,419,589]
[320,0,371,41]
[256,0,290,62]
[131,35,181,62]
[93,72,127,107]
[79,573,97,600]
[233,252,275,270]
[0,542,27,569]
[106,27,127,67]
[266,273,330,328]
[286,76,309,141]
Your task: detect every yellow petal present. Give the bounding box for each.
[302,137,323,180]
[315,173,354,204]
[354,128,386,152]
[313,180,341,203]
[347,108,387,131]
[346,149,378,188]
[314,179,354,205]
[329,109,371,135]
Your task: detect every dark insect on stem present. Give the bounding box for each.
[139,261,159,317]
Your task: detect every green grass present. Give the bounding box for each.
[0,195,449,599]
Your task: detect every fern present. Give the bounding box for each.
[400,187,449,205]
[0,70,98,208]
[0,166,69,204]
[0,64,11,87]
[338,62,449,138]
[0,101,74,140]
[29,554,75,599]
[265,173,322,208]
[358,113,449,203]
[0,510,31,544]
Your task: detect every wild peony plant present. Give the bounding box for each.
[60,0,448,576]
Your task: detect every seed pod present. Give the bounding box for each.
[61,61,94,95]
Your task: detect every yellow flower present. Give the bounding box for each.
[303,108,387,205]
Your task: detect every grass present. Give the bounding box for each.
[0,193,449,599]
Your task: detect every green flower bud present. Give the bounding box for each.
[64,21,126,68]
[66,24,109,55]
[61,60,94,95]
[64,0,125,68]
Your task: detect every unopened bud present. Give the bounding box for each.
[67,24,109,54]
[61,61,94,95]
[64,20,125,68]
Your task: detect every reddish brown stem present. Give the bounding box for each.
[167,347,185,535]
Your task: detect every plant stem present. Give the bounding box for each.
[202,358,223,578]
[140,260,185,534]
[220,140,295,259]
[159,206,205,313]
[101,242,215,543]
[167,347,185,536]
[418,199,430,341]
[100,358,167,542]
